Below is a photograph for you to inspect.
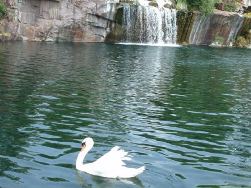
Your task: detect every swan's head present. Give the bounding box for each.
[81,137,94,151]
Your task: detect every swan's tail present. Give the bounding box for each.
[129,166,145,178]
[135,166,145,176]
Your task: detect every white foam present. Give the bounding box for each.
[116,42,181,47]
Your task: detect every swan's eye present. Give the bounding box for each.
[81,142,86,147]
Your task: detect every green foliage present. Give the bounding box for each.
[223,0,236,12]
[235,17,251,47]
[176,0,219,14]
[0,0,7,18]
[176,0,242,13]
[186,0,219,14]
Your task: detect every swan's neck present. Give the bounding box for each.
[76,149,88,170]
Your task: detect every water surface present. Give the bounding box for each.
[0,42,251,188]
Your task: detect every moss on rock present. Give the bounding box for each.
[234,16,251,47]
[176,10,197,44]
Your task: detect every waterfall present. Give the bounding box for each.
[121,4,177,44]
[243,0,251,7]
[189,14,211,45]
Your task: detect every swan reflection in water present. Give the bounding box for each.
[76,170,145,188]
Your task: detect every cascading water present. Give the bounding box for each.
[189,13,244,46]
[121,3,177,44]
[243,0,251,7]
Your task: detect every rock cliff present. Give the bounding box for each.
[0,0,117,42]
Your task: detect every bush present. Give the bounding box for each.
[224,1,236,12]
[0,0,7,18]
[177,0,219,14]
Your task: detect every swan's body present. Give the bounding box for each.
[76,137,145,178]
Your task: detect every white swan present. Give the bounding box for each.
[76,137,145,178]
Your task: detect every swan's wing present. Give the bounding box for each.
[94,146,132,167]
[85,146,145,178]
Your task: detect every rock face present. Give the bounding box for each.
[0,0,117,42]
[177,10,244,46]
[176,11,196,44]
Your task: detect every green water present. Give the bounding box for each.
[0,42,250,188]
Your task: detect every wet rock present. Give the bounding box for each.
[176,10,196,44]
[149,2,158,7]
[177,10,244,46]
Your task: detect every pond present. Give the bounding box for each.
[0,42,251,188]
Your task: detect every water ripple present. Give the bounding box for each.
[0,43,251,188]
